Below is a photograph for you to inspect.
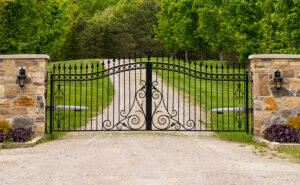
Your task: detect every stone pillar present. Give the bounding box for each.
[0,54,49,134]
[250,54,300,136]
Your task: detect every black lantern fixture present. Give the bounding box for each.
[274,69,283,89]
[18,68,26,88]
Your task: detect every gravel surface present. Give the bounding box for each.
[0,132,299,185]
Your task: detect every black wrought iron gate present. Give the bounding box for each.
[48,55,250,133]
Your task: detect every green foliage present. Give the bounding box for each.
[0,120,12,134]
[288,116,300,130]
[0,0,69,59]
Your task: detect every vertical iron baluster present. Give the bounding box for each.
[128,54,131,115]
[91,63,94,130]
[183,58,186,126]
[50,72,54,134]
[140,53,142,81]
[85,64,88,130]
[74,64,77,130]
[156,52,158,82]
[194,61,196,130]
[221,64,224,130]
[167,55,170,111]
[245,65,249,134]
[80,64,83,130]
[58,64,61,130]
[205,63,208,130]
[216,64,218,130]
[227,64,230,130]
[161,55,164,110]
[200,62,202,130]
[107,60,110,128]
[172,55,175,116]
[233,63,235,131]
[102,62,104,130]
[63,64,66,130]
[188,60,191,123]
[118,56,121,126]
[210,64,213,130]
[177,57,180,127]
[112,59,115,127]
[96,62,99,130]
[134,53,137,106]
[69,64,71,130]
[238,63,241,129]
[123,56,126,115]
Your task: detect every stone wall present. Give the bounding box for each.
[0,55,49,134]
[250,54,300,136]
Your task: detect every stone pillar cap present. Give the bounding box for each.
[0,54,50,60]
[249,54,300,60]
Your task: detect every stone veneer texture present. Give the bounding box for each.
[250,54,300,136]
[0,55,49,133]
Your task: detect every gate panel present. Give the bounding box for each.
[48,55,250,133]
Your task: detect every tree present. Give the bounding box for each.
[154,0,208,62]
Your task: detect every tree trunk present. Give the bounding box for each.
[220,49,223,67]
[185,50,188,61]
[200,49,204,64]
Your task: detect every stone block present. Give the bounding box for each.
[4,59,14,76]
[259,74,270,96]
[9,108,28,115]
[285,97,300,108]
[0,108,9,115]
[14,96,35,107]
[33,123,45,133]
[0,99,10,107]
[254,119,264,128]
[296,71,300,78]
[290,80,300,89]
[4,76,15,83]
[254,111,272,120]
[6,84,20,96]
[12,116,34,130]
[38,59,47,71]
[0,84,5,98]
[28,66,38,72]
[282,71,294,78]
[279,108,297,119]
[272,59,288,68]
[24,84,37,95]
[0,64,4,75]
[36,117,45,122]
[264,97,278,111]
[290,60,300,69]
[15,59,38,67]
[33,78,44,86]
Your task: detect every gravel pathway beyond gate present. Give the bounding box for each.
[0,133,299,185]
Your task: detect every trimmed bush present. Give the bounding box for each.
[264,124,300,143]
[0,120,12,134]
[8,128,33,142]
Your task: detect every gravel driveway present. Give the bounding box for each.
[0,132,299,185]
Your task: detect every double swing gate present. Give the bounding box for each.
[48,54,250,133]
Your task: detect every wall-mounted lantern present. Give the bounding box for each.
[18,68,26,88]
[274,69,283,89]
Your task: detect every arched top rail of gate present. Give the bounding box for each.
[50,57,248,82]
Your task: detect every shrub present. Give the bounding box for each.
[0,132,10,143]
[0,120,12,134]
[264,124,300,143]
[8,128,33,142]
[287,116,300,130]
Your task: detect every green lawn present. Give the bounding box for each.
[47,59,114,134]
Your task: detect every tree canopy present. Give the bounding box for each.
[0,0,299,61]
